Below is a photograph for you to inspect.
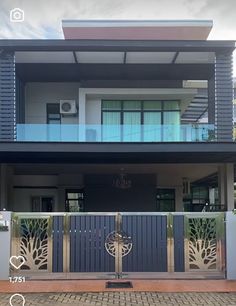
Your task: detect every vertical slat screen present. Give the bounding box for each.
[215,52,233,141]
[0,51,16,141]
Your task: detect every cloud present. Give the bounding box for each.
[0,0,235,39]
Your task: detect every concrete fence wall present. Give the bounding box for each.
[226,211,236,280]
[0,211,11,280]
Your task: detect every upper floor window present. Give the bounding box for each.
[47,103,61,124]
[102,100,180,126]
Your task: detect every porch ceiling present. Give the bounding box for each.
[16,63,214,82]
[1,142,236,163]
[15,50,215,82]
[12,163,218,183]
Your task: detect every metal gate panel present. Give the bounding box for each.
[69,214,116,273]
[122,214,168,272]
[184,213,224,273]
[11,213,52,274]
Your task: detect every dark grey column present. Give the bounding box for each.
[215,52,233,142]
[0,51,16,141]
[208,76,215,124]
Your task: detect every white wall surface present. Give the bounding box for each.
[12,189,59,212]
[86,98,101,124]
[226,211,236,279]
[0,211,11,280]
[25,82,79,124]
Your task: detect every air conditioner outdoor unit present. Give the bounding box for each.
[60,100,77,115]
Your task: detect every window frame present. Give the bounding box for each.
[101,100,180,125]
[65,188,85,212]
[156,188,176,212]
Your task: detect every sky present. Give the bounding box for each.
[0,0,235,75]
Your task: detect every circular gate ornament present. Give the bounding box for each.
[105,230,132,257]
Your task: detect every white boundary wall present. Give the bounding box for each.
[226,211,236,280]
[0,211,11,280]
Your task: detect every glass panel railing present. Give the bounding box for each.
[16,124,215,142]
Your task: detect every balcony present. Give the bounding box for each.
[16,124,215,142]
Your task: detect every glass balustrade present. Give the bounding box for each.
[16,124,215,142]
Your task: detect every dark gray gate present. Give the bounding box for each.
[69,214,116,273]
[122,214,168,272]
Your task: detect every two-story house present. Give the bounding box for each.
[0,20,235,279]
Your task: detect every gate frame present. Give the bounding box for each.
[10,211,226,279]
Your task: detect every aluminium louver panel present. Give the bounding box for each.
[0,51,16,141]
[215,52,233,142]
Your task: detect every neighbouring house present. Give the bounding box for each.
[0,20,235,280]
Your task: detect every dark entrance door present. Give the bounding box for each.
[31,196,54,212]
[41,197,53,212]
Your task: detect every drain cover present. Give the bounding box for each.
[106,281,133,289]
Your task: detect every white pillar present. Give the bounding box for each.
[0,211,11,280]
[218,163,234,211]
[78,88,86,141]
[78,88,86,124]
[226,211,236,279]
[175,186,184,212]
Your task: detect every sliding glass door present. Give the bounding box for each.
[102,100,180,142]
[102,101,121,141]
[123,101,142,141]
[163,101,180,141]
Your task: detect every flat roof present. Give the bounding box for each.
[0,39,235,52]
[62,19,213,41]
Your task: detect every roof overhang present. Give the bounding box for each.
[0,39,234,52]
[62,20,213,40]
[1,142,236,164]
[1,39,233,82]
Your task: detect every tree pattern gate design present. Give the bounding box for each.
[11,212,225,278]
